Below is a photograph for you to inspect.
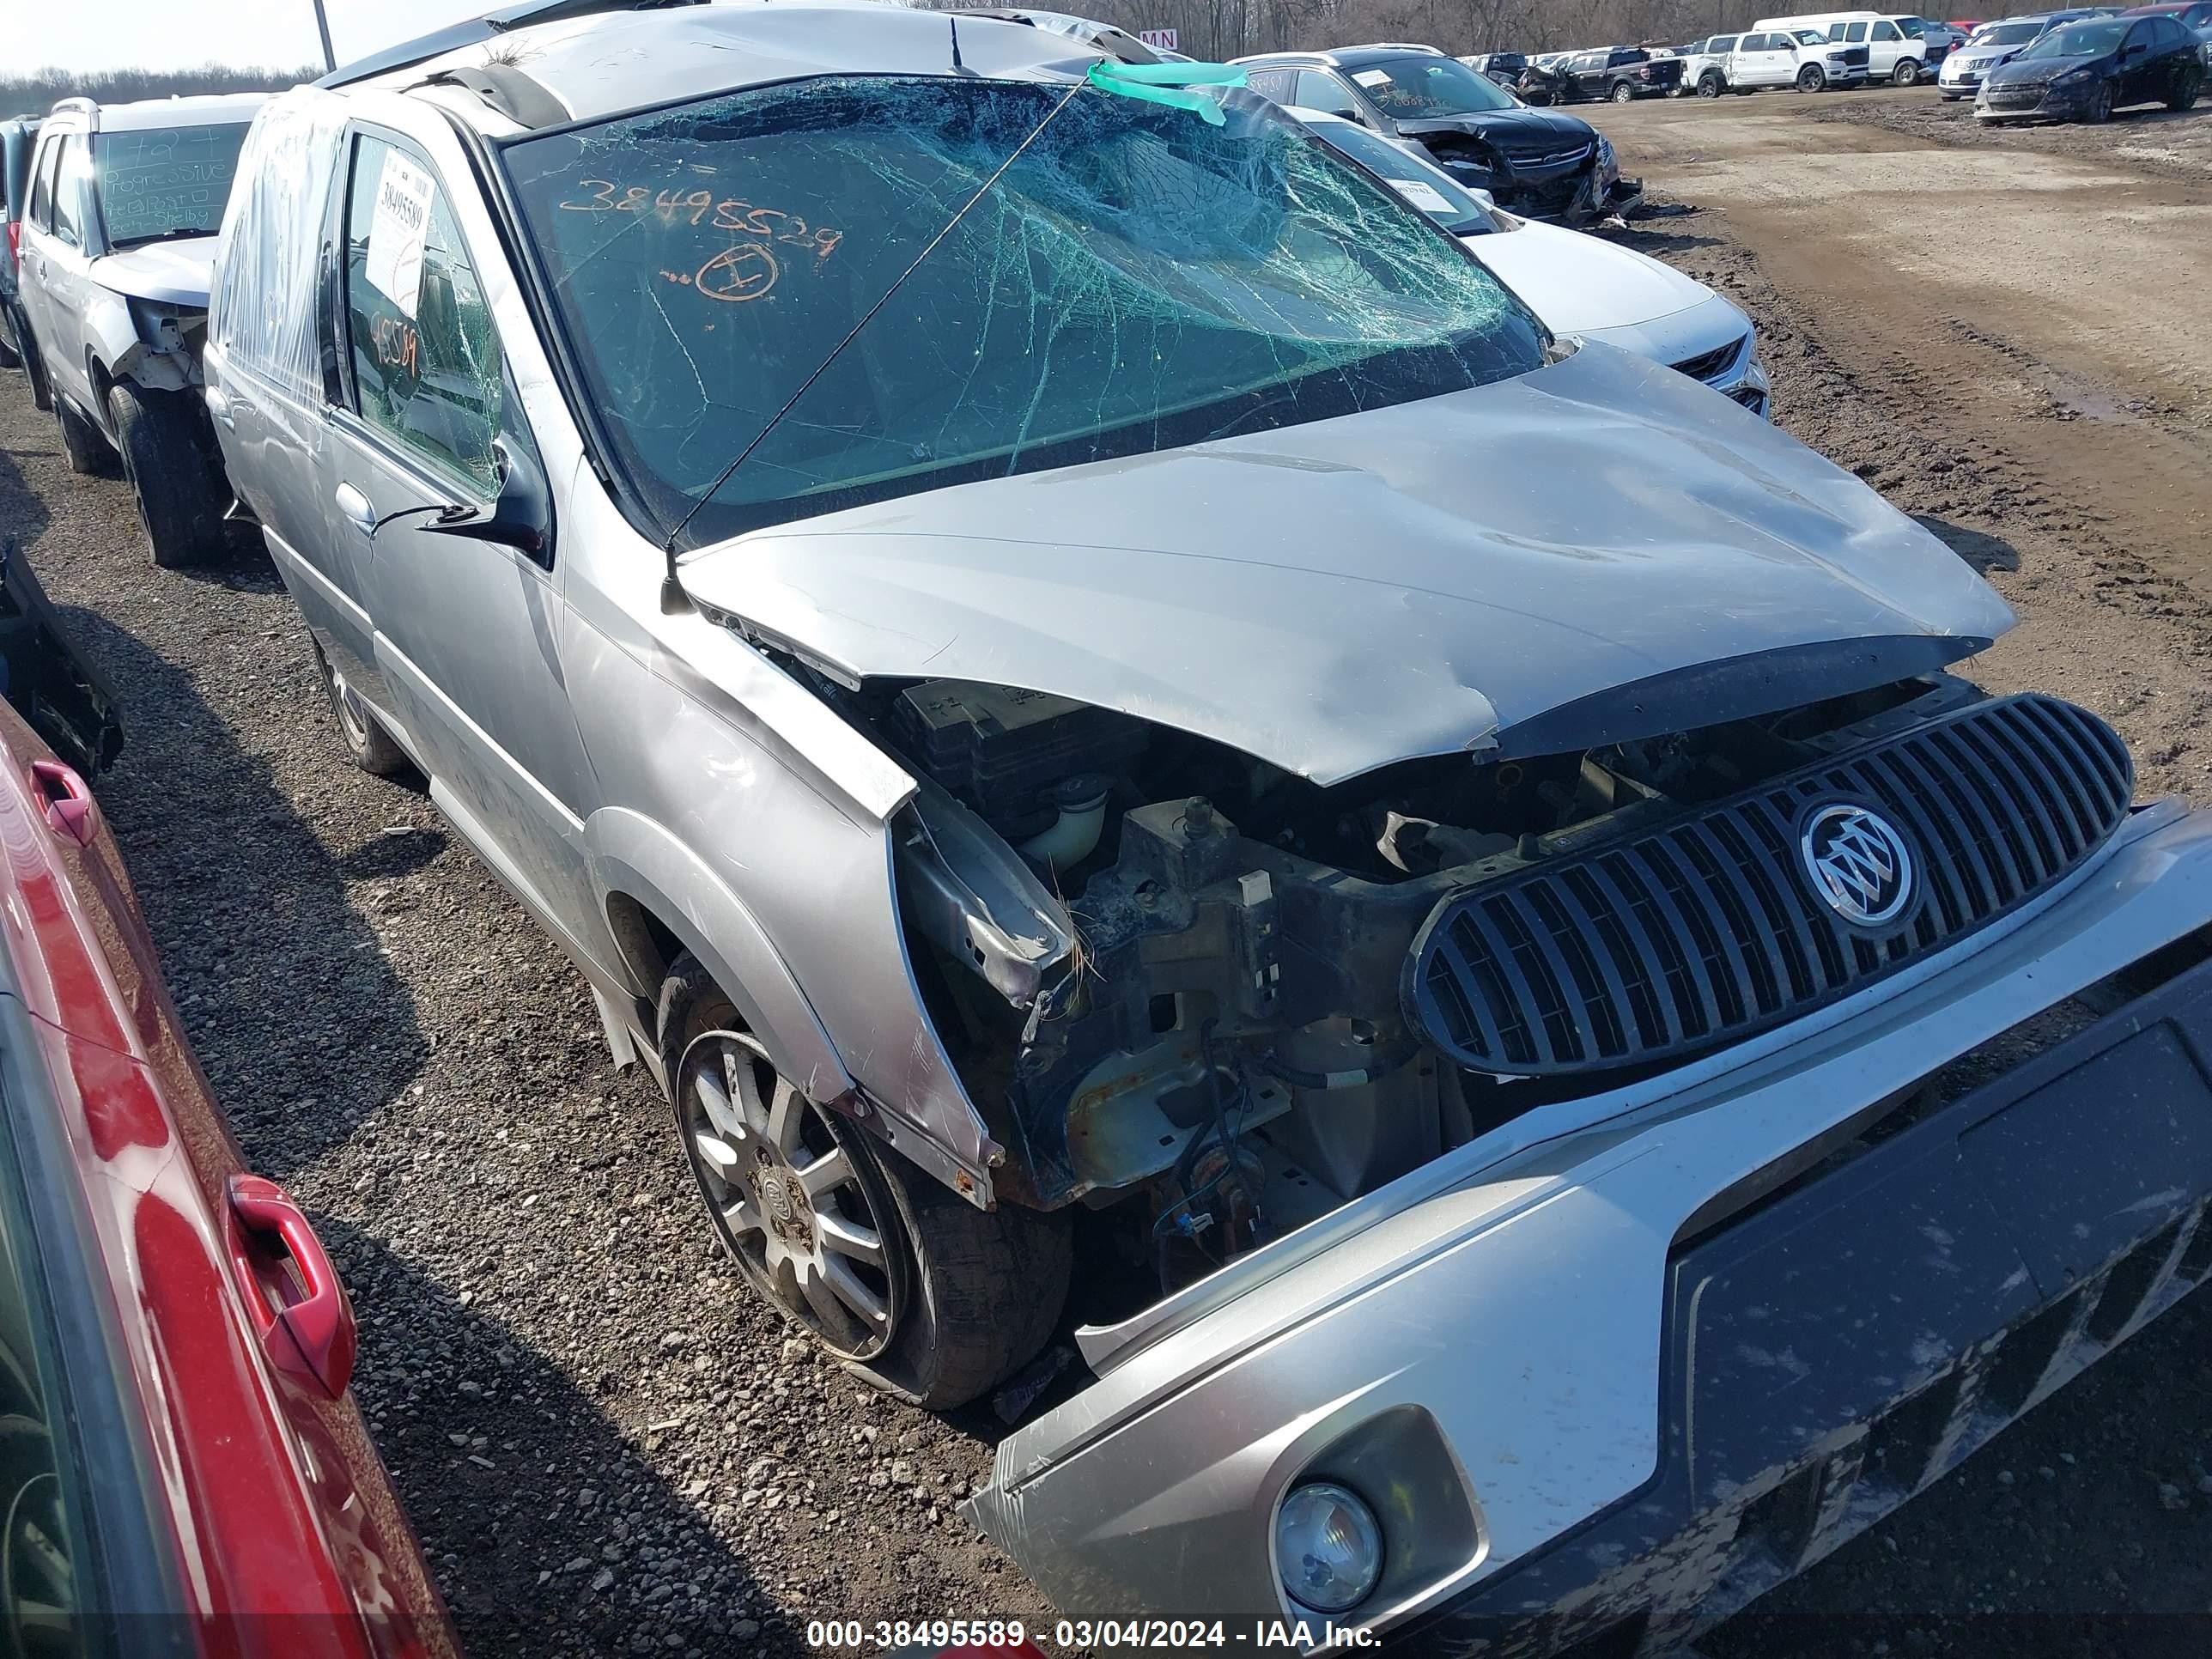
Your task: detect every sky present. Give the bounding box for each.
[15,0,496,76]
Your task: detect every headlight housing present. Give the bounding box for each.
[1274,1482,1385,1614]
[2053,66,2095,86]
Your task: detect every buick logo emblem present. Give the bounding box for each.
[1800,804,1915,927]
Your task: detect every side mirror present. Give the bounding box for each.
[425,436,554,568]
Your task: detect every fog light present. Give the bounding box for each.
[1273,1481,1383,1613]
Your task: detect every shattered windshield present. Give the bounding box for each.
[91,123,248,246]
[501,76,1541,546]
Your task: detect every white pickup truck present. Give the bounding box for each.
[1680,27,1874,92]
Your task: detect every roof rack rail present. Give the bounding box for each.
[1352,41,1447,53]
[319,0,706,90]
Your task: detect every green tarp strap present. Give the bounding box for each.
[1085,60,1249,126]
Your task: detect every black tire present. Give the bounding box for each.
[310,637,412,775]
[1610,81,1637,104]
[54,396,113,476]
[107,381,230,569]
[10,307,52,413]
[2167,69,2201,112]
[1892,58,1921,88]
[1698,73,1724,98]
[0,307,18,372]
[2085,82,2115,123]
[1798,64,1826,93]
[659,954,1070,1411]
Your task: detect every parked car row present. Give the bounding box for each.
[1947,4,2211,112]
[5,2,2212,1653]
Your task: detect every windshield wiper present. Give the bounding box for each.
[108,227,213,250]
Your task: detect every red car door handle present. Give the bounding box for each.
[26,759,99,848]
[227,1175,359,1400]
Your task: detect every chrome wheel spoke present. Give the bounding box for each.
[692,1063,749,1145]
[725,1049,773,1139]
[815,1208,885,1268]
[693,1128,742,1174]
[793,1146,851,1202]
[765,1078,804,1157]
[721,1194,765,1241]
[819,1255,890,1330]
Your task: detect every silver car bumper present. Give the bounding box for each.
[969,802,2212,1645]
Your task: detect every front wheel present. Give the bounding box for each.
[2085,82,2115,123]
[108,381,229,568]
[0,307,18,372]
[1798,64,1827,92]
[1610,82,1637,103]
[1893,58,1922,87]
[661,957,1070,1409]
[2167,69,2201,111]
[1698,73,1723,98]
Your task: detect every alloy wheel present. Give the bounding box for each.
[678,1030,902,1361]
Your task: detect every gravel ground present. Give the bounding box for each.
[2,82,2211,1658]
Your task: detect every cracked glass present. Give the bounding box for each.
[501,77,1544,548]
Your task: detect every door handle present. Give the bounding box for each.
[26,758,99,848]
[226,1174,359,1400]
[334,481,377,537]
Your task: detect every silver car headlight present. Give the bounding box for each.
[1274,1482,1384,1614]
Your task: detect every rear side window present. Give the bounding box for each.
[1240,68,1296,102]
[342,135,506,494]
[26,139,58,232]
[1712,36,1740,51]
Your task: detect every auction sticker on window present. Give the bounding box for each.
[1352,69,1395,88]
[364,150,437,317]
[1387,179,1455,216]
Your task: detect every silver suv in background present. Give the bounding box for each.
[210,3,2212,1647]
[15,94,263,567]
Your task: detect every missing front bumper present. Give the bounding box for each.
[967,807,2212,1642]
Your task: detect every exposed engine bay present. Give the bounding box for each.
[805,665,1981,1308]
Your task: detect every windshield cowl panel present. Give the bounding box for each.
[501,76,1543,546]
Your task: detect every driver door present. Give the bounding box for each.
[325,128,605,950]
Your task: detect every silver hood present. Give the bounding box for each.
[88,237,216,309]
[678,341,2014,786]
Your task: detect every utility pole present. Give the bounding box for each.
[312,0,338,73]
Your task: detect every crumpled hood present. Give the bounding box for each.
[88,237,216,308]
[678,341,2013,787]
[1985,50,2101,89]
[1396,106,1596,167]
[1471,218,1717,334]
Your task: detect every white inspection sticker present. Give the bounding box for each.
[1352,68,1395,88]
[1389,179,1456,215]
[362,150,437,318]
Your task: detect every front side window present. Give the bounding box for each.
[1712,37,1739,52]
[502,76,1544,547]
[1293,70,1364,118]
[51,137,92,248]
[92,123,249,247]
[343,134,506,493]
[1874,21,1903,42]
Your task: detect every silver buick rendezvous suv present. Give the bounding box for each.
[207,2,2212,1648]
